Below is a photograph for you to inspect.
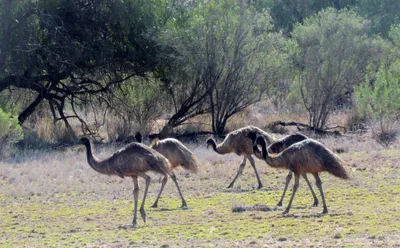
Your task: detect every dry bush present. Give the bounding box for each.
[232,204,272,213]
[225,100,298,133]
[372,121,399,147]
[175,122,206,135]
[22,107,76,147]
[225,110,253,133]
[264,123,289,134]
[104,78,165,141]
[345,109,368,133]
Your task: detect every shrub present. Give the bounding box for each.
[0,108,24,157]
[291,8,375,129]
[105,77,165,140]
[345,109,368,133]
[355,60,400,146]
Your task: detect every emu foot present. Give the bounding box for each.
[180,200,188,208]
[132,218,137,227]
[227,183,234,189]
[282,209,290,215]
[322,207,328,214]
[276,201,283,207]
[253,183,263,190]
[150,202,158,208]
[313,199,319,207]
[139,207,146,223]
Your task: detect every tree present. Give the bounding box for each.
[355,25,400,145]
[160,0,282,136]
[154,2,214,138]
[206,1,275,135]
[355,61,400,145]
[104,77,165,139]
[267,0,357,34]
[356,0,400,37]
[291,8,375,130]
[0,0,168,139]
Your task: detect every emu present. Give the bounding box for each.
[247,132,319,207]
[254,135,349,214]
[206,125,275,189]
[148,138,201,208]
[79,137,187,226]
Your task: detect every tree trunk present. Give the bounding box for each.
[18,94,45,124]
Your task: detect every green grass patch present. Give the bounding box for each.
[1,169,400,247]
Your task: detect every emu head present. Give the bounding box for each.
[134,132,143,143]
[78,137,90,146]
[206,138,214,149]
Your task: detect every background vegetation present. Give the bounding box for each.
[1,0,400,151]
[1,1,400,247]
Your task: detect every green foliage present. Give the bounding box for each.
[268,0,356,34]
[355,61,400,144]
[161,0,283,134]
[356,0,400,37]
[356,62,400,119]
[0,0,170,131]
[291,8,375,129]
[390,24,400,47]
[2,0,400,140]
[0,108,23,157]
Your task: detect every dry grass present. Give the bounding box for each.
[2,105,400,247]
[1,130,400,247]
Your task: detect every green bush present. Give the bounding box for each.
[355,60,400,146]
[0,108,24,157]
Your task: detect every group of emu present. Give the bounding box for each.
[79,125,349,227]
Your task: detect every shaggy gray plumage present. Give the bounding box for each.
[79,137,187,227]
[255,135,349,214]
[206,125,275,189]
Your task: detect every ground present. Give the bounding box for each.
[1,133,400,247]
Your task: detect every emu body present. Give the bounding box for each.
[79,138,187,226]
[149,138,201,207]
[248,132,319,206]
[255,136,349,214]
[206,125,275,189]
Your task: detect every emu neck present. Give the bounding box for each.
[84,142,110,175]
[213,140,231,154]
[253,145,263,159]
[209,139,220,153]
[260,140,286,169]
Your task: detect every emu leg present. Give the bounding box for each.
[313,173,328,214]
[227,157,247,188]
[303,174,319,207]
[277,171,293,207]
[138,174,151,223]
[151,175,168,208]
[170,173,187,208]
[283,172,300,215]
[248,156,263,189]
[132,176,139,227]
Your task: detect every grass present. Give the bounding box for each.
[1,133,400,247]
